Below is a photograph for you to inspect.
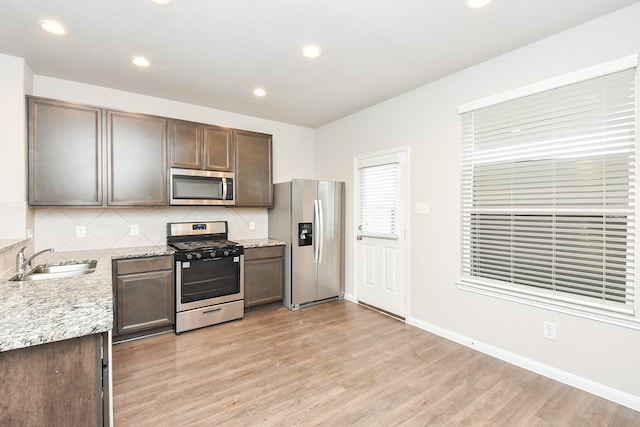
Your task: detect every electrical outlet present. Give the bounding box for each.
[76,226,86,238]
[543,321,557,340]
[249,221,256,230]
[414,202,430,215]
[130,224,139,236]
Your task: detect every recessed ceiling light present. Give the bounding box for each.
[465,0,493,9]
[253,88,267,97]
[302,45,322,59]
[38,20,67,35]
[130,56,151,67]
[149,0,175,5]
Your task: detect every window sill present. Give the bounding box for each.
[456,277,640,331]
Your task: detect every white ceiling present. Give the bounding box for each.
[0,0,638,128]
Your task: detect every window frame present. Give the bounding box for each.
[456,55,640,329]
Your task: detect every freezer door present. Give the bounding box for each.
[317,180,345,300]
[291,179,318,305]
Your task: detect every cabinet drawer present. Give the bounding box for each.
[244,245,284,261]
[115,255,173,275]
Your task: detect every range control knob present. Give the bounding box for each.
[185,253,193,260]
[195,252,202,259]
[210,251,217,258]
[223,250,230,256]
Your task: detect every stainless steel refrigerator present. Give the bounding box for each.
[268,180,345,310]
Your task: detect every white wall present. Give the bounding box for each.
[0,53,33,240]
[28,76,317,250]
[315,3,640,409]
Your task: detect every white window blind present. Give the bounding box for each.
[358,162,400,238]
[459,65,637,317]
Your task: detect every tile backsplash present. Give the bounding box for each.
[34,206,267,252]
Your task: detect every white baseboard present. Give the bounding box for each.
[407,316,640,412]
[343,292,356,303]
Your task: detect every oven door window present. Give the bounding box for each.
[180,257,240,303]
[173,175,223,200]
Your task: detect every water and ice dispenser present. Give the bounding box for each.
[298,222,312,246]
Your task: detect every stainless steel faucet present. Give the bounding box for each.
[16,246,55,276]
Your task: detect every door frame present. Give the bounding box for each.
[353,146,410,321]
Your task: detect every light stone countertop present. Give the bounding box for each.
[235,238,286,248]
[0,245,173,352]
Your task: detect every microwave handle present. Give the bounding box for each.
[222,178,228,200]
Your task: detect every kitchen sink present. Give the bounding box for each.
[10,260,98,281]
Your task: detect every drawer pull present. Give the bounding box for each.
[203,308,222,315]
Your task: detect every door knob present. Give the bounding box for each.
[356,235,362,240]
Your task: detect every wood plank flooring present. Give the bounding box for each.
[112,301,640,426]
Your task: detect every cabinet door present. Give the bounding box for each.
[244,246,284,307]
[168,119,202,169]
[0,334,102,426]
[28,97,103,206]
[203,125,234,171]
[115,269,174,335]
[107,111,167,206]
[234,130,273,206]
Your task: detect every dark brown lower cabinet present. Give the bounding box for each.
[113,255,174,342]
[0,334,106,426]
[244,246,285,307]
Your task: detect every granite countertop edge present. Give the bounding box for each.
[0,245,174,353]
[236,238,286,248]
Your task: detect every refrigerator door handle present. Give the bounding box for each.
[313,199,320,263]
[318,199,324,263]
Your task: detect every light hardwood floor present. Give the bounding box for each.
[113,301,640,426]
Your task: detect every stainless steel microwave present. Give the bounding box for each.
[169,168,235,206]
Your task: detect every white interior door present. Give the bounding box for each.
[354,148,408,318]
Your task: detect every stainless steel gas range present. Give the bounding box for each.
[167,221,244,333]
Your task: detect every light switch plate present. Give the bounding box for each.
[415,202,430,215]
[249,221,256,230]
[130,224,139,235]
[76,226,86,238]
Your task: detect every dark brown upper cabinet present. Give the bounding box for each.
[28,97,168,207]
[27,96,273,208]
[234,129,273,207]
[28,98,103,206]
[168,119,234,172]
[107,111,167,206]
